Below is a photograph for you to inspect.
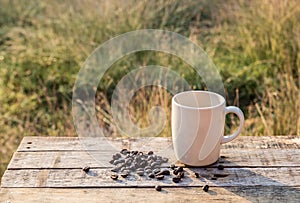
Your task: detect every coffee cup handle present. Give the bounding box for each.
[221,106,244,144]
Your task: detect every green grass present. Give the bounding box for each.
[0,0,299,180]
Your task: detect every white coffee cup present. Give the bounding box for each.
[172,90,244,166]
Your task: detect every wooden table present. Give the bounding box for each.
[0,136,299,202]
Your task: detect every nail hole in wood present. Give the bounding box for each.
[26,146,31,149]
[27,142,32,144]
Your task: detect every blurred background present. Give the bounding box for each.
[0,0,299,180]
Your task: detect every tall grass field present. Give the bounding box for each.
[0,0,299,180]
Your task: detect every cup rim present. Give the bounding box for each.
[172,90,225,110]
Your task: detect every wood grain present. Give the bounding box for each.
[7,149,300,169]
[2,167,299,188]
[18,136,300,152]
[1,187,299,203]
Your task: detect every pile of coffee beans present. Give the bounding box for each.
[109,149,192,192]
[109,149,170,180]
[108,148,221,192]
[170,165,185,183]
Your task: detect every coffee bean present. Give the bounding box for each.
[169,164,176,170]
[120,163,127,168]
[139,160,147,168]
[178,172,184,178]
[82,166,90,172]
[156,175,164,180]
[160,169,170,175]
[136,171,144,176]
[162,157,169,163]
[110,174,118,180]
[114,153,121,159]
[148,173,155,178]
[148,151,154,155]
[151,162,159,168]
[172,177,181,183]
[153,165,160,170]
[132,150,139,155]
[109,160,114,164]
[153,168,161,174]
[120,173,129,178]
[111,167,120,172]
[145,169,152,174]
[154,161,161,165]
[119,159,125,164]
[148,160,154,166]
[147,155,156,162]
[144,166,152,171]
[138,151,144,155]
[202,184,209,192]
[155,160,162,165]
[133,161,140,168]
[136,168,144,172]
[113,160,120,165]
[220,155,227,158]
[177,167,183,172]
[155,185,162,191]
[128,165,136,171]
[162,169,170,175]
[134,156,141,163]
[217,165,224,170]
[194,172,200,178]
[125,158,133,165]
[173,169,179,175]
[120,149,128,155]
[119,162,126,167]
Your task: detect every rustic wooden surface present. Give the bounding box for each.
[1,136,299,203]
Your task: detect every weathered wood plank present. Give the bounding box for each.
[1,187,299,203]
[1,136,299,202]
[7,149,300,169]
[222,136,300,149]
[17,136,300,152]
[18,137,124,151]
[2,167,299,188]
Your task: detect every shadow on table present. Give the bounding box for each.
[189,156,300,202]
